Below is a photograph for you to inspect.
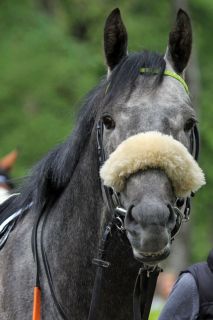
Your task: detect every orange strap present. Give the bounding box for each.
[32,287,41,320]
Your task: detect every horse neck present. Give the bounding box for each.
[41,129,105,301]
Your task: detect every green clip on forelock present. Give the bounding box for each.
[140,68,189,94]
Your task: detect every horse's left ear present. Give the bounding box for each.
[104,8,128,72]
[165,9,192,73]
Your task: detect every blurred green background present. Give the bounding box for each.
[0,0,212,264]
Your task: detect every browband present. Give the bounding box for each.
[140,68,189,94]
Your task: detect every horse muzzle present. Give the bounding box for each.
[124,202,176,264]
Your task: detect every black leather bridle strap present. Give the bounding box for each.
[133,266,162,320]
[87,264,105,320]
[189,124,200,163]
[88,223,112,320]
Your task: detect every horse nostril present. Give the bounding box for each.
[176,198,185,208]
[167,204,176,229]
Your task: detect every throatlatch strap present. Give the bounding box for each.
[133,267,162,320]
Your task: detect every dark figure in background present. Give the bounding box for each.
[159,249,213,320]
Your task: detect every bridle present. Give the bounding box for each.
[92,66,200,319]
[97,119,200,239]
[90,117,200,320]
[96,66,200,240]
[94,115,200,319]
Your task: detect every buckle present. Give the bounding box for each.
[114,216,125,232]
[92,258,110,268]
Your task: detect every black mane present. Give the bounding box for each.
[1,51,166,216]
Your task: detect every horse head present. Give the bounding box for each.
[99,9,205,265]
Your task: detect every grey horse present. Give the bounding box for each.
[0,8,202,320]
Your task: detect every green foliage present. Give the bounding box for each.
[0,0,170,176]
[0,0,104,175]
[0,0,212,261]
[189,0,213,261]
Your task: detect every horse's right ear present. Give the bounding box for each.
[104,8,128,73]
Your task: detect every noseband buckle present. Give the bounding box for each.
[114,215,125,232]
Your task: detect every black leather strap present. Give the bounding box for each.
[88,223,113,320]
[133,266,162,320]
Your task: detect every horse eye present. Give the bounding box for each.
[184,118,196,132]
[102,115,115,130]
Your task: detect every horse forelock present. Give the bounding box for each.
[105,51,166,103]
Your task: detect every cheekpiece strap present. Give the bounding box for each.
[140,68,189,94]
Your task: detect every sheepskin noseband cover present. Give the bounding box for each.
[100,131,205,198]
